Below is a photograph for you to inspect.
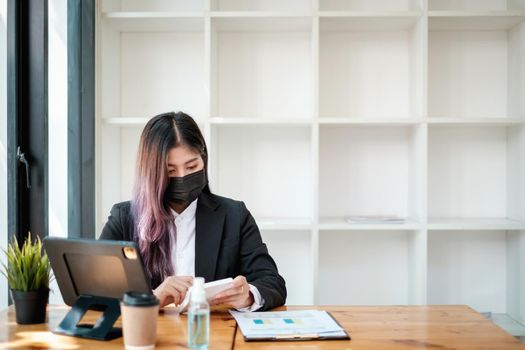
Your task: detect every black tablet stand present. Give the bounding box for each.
[54,295,122,340]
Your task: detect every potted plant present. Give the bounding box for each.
[1,233,52,324]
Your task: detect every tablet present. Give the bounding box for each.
[44,237,152,306]
[43,237,153,340]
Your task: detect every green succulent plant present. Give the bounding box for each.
[1,233,53,292]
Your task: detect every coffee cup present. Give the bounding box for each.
[121,291,160,350]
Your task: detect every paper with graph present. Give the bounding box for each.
[230,310,350,340]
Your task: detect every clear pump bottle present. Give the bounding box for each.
[188,277,210,349]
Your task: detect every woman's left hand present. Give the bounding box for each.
[212,275,254,309]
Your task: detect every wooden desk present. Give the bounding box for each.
[0,305,236,349]
[1,305,523,349]
[234,306,525,350]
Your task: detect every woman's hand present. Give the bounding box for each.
[211,275,254,309]
[153,276,193,308]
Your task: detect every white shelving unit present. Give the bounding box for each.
[96,0,525,337]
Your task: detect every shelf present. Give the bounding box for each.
[429,13,525,31]
[256,218,313,231]
[319,11,422,19]
[428,0,525,12]
[320,14,420,31]
[319,117,422,125]
[210,11,313,18]
[102,117,316,126]
[428,10,525,16]
[319,217,421,230]
[428,218,525,230]
[105,10,425,19]
[101,12,204,31]
[212,16,312,31]
[429,11,525,16]
[101,0,206,12]
[319,0,421,12]
[492,314,525,337]
[427,117,525,126]
[102,118,150,126]
[210,117,313,126]
[103,116,525,127]
[210,0,313,12]
[103,11,205,18]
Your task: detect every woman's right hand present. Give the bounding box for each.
[153,276,193,308]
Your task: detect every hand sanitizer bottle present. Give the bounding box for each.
[188,277,209,349]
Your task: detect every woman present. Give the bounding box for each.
[100,111,286,311]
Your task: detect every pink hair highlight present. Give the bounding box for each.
[132,123,176,285]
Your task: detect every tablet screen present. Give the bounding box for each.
[65,253,128,299]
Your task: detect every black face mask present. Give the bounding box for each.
[165,169,208,205]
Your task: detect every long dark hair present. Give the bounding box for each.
[131,111,209,286]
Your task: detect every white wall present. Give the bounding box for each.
[0,0,8,311]
[48,0,67,305]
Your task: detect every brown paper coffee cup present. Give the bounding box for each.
[121,292,160,350]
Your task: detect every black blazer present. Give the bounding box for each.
[99,191,286,311]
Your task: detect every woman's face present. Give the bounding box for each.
[166,145,204,178]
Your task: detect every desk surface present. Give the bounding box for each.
[235,305,525,349]
[0,305,236,349]
[0,305,524,349]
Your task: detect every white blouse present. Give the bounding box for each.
[170,199,264,312]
